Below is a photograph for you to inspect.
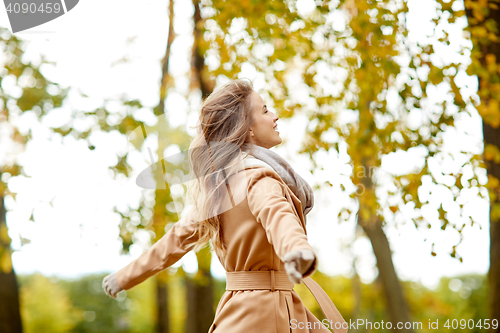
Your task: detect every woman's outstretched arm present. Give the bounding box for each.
[102,211,200,298]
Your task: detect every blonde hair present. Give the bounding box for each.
[182,78,256,261]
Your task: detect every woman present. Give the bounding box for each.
[102,79,347,333]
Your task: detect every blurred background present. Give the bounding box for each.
[0,0,498,332]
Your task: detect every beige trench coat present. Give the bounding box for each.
[115,154,347,333]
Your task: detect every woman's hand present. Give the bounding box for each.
[283,249,316,284]
[102,272,123,299]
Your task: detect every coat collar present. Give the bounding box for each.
[240,151,274,170]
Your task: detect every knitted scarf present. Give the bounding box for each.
[241,143,314,216]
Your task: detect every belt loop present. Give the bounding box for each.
[270,270,275,292]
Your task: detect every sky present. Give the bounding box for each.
[0,0,490,291]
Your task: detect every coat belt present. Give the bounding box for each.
[225,270,348,333]
[226,270,293,291]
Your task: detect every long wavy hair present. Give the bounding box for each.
[182,78,256,260]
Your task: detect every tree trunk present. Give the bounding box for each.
[464,3,500,330]
[483,120,500,331]
[191,0,214,99]
[156,272,170,333]
[156,0,175,116]
[355,154,414,332]
[184,2,216,332]
[185,247,215,333]
[360,217,413,332]
[0,270,23,333]
[152,1,176,332]
[0,195,23,333]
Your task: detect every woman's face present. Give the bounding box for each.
[247,91,281,149]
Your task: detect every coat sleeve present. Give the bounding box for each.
[247,174,317,278]
[115,213,200,291]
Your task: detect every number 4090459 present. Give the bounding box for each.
[444,319,498,330]
[6,2,62,14]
